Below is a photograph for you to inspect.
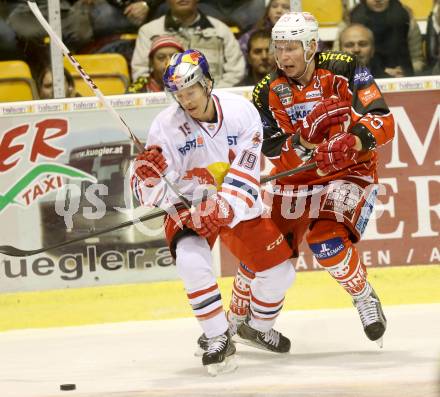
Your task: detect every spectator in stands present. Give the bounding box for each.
[0,1,22,60]
[147,0,266,33]
[6,0,90,75]
[238,0,290,58]
[405,5,425,75]
[238,29,275,86]
[350,0,418,77]
[0,22,20,61]
[37,66,78,99]
[7,0,86,51]
[66,0,150,61]
[339,23,390,78]
[131,0,245,87]
[194,0,266,34]
[128,35,184,93]
[427,0,440,74]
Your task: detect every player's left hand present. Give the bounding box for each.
[187,194,234,238]
[313,133,359,174]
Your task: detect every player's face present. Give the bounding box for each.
[174,83,209,119]
[151,47,181,82]
[248,37,275,75]
[273,40,307,78]
[340,27,374,66]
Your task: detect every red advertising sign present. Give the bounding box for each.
[221,90,440,275]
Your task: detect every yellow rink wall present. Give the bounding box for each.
[0,265,439,332]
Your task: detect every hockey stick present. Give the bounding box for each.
[27,0,191,210]
[261,162,316,183]
[0,163,316,257]
[0,208,167,257]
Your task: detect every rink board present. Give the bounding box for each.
[0,264,439,332]
[1,76,440,293]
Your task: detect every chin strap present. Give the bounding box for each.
[289,47,316,83]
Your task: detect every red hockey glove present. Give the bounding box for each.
[168,206,193,230]
[134,145,167,187]
[299,98,351,144]
[314,133,359,174]
[187,194,234,238]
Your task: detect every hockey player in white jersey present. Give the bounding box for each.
[130,49,296,375]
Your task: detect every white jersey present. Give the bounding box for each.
[131,91,264,227]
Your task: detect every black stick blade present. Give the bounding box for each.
[0,245,42,257]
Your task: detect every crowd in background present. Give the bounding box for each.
[1,0,440,99]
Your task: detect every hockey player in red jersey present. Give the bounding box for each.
[226,12,394,348]
[130,49,296,375]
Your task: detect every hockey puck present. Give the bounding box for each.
[60,384,76,391]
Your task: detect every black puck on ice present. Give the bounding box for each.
[60,384,76,391]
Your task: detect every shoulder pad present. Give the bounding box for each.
[318,51,356,77]
[252,72,274,108]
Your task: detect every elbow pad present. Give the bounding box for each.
[350,123,377,151]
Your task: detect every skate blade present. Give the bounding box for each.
[231,334,249,346]
[206,355,238,377]
[375,337,384,348]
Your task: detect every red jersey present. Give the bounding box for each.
[252,50,395,188]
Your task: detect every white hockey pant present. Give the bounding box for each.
[249,260,296,332]
[175,235,227,338]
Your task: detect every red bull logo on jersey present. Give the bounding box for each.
[252,131,262,148]
[183,168,216,185]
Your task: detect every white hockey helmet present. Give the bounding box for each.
[272,12,319,52]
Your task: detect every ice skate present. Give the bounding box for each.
[236,320,291,353]
[195,311,244,356]
[353,285,387,346]
[202,331,237,376]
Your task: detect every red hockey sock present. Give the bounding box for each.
[307,220,368,296]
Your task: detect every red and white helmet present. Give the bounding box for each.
[272,12,319,52]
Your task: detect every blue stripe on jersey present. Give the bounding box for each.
[224,176,259,200]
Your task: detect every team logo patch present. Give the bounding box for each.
[319,52,354,63]
[306,90,321,99]
[251,131,262,148]
[355,186,378,236]
[177,139,197,155]
[354,67,374,85]
[358,85,381,107]
[281,96,293,105]
[273,83,290,94]
[321,182,363,222]
[196,134,204,147]
[310,237,345,260]
[286,101,317,121]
